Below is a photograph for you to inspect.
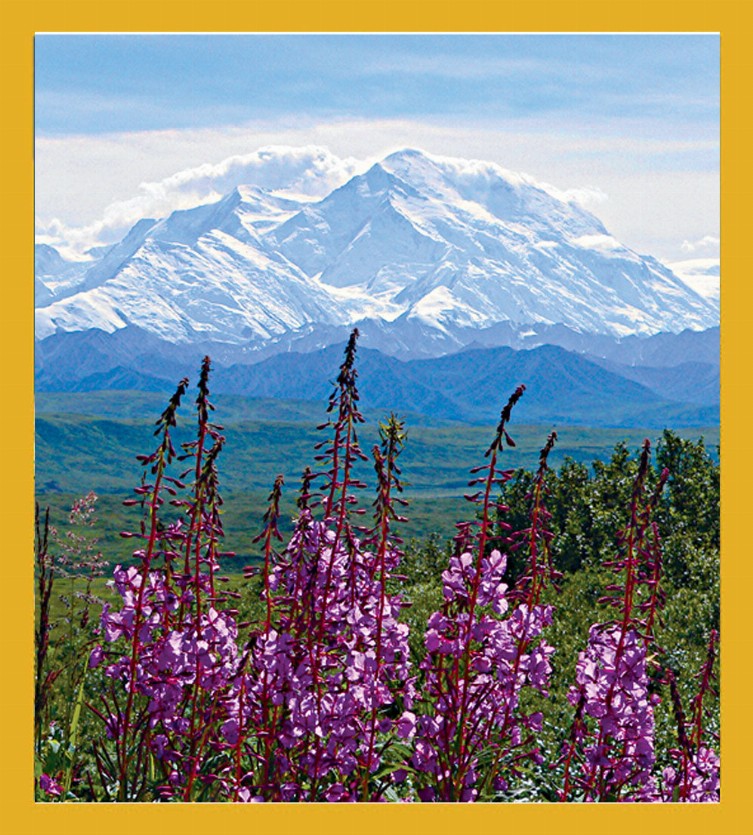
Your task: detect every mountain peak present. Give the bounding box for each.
[35,147,719,348]
[381,147,432,166]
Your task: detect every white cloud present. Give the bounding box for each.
[537,183,609,211]
[139,145,361,203]
[667,257,720,305]
[680,235,720,255]
[35,144,364,253]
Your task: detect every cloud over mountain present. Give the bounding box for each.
[36,145,364,255]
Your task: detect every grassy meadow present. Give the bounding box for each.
[36,390,718,565]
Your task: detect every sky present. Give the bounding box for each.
[34,33,720,263]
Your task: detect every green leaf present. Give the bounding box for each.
[63,669,87,795]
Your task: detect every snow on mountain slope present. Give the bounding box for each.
[272,150,716,337]
[34,243,95,303]
[35,148,719,347]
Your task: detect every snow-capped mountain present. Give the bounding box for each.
[35,148,719,352]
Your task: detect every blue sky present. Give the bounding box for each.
[34,33,719,262]
[36,34,719,134]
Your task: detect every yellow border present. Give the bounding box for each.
[3,1,751,833]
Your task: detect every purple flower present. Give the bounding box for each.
[324,783,351,802]
[413,533,555,801]
[150,734,170,760]
[568,626,659,800]
[39,773,62,797]
[396,711,417,739]
[88,644,105,668]
[662,746,720,802]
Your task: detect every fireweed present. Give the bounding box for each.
[559,441,664,802]
[233,333,415,801]
[63,331,719,802]
[88,359,242,801]
[409,403,559,802]
[557,440,720,802]
[662,630,720,802]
